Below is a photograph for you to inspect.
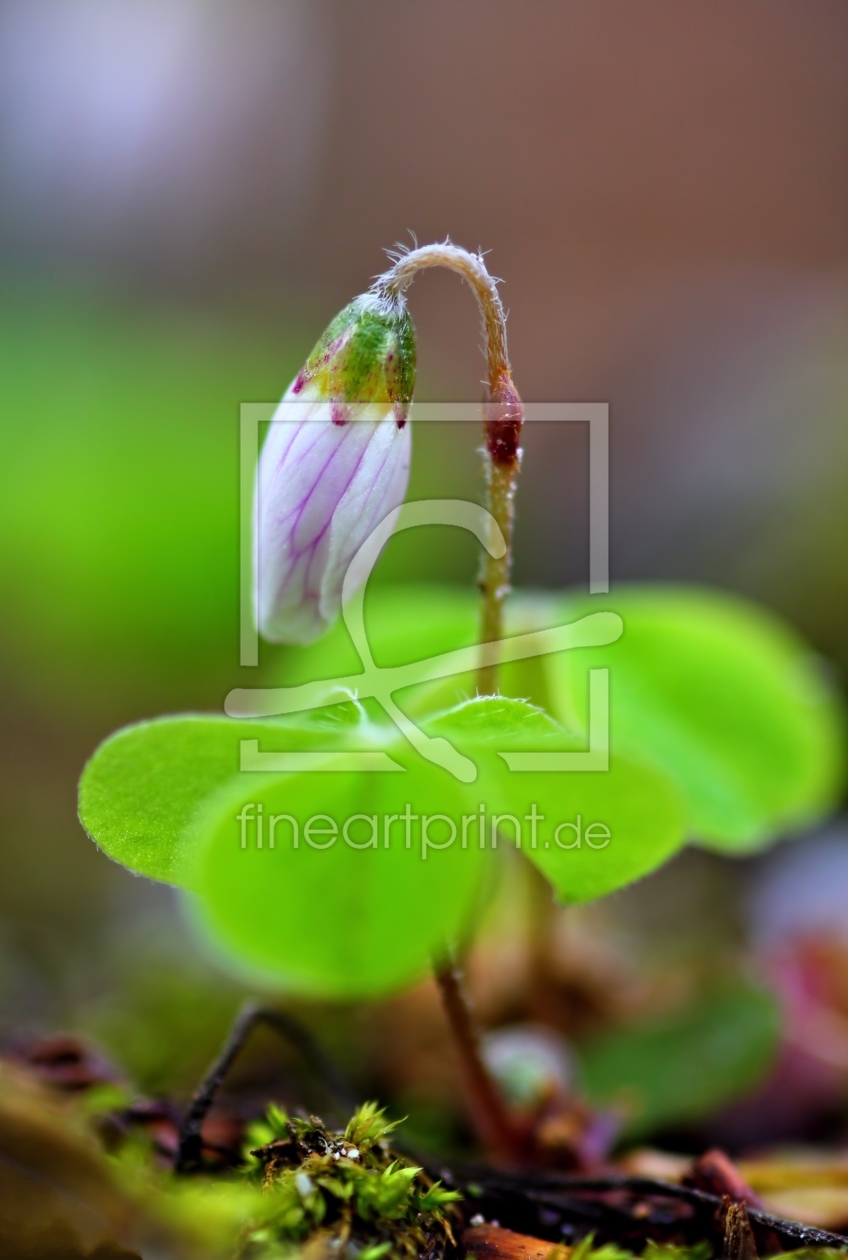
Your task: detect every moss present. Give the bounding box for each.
[238,1102,459,1260]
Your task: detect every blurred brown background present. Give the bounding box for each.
[0,0,846,1105]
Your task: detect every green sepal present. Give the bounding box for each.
[299,294,416,415]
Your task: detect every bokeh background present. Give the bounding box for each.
[1,0,848,1160]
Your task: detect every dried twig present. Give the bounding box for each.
[441,1169,848,1254]
[175,1003,355,1173]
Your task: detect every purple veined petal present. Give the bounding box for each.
[253,287,416,644]
[253,384,411,644]
[319,408,412,626]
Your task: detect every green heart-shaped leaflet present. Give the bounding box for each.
[187,694,684,991]
[78,702,394,887]
[186,750,487,998]
[78,701,490,997]
[543,586,844,851]
[423,696,686,903]
[281,583,844,854]
[78,689,684,995]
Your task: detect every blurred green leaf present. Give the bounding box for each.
[275,584,481,716]
[275,584,582,717]
[577,983,782,1139]
[545,586,845,851]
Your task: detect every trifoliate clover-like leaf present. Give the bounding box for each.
[77,580,843,1000]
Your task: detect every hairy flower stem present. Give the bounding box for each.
[376,243,524,695]
[379,245,526,1160]
[434,956,526,1164]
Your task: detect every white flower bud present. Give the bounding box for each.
[254,293,415,644]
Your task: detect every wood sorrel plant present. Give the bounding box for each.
[79,243,845,1156]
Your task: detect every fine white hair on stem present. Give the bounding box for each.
[374,239,511,393]
[372,239,523,695]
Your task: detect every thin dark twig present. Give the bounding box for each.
[446,1167,848,1253]
[579,1176,848,1248]
[175,1002,356,1173]
[259,1007,357,1112]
